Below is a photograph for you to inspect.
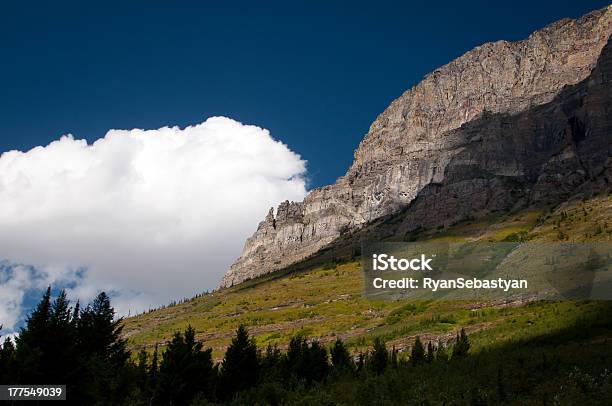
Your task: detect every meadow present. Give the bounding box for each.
[123,193,612,362]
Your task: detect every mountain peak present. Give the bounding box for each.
[220,6,612,288]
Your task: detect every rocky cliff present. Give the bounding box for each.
[221,6,612,288]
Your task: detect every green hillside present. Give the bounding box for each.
[122,192,612,361]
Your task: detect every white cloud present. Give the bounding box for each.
[0,260,84,332]
[0,117,308,329]
[0,262,36,331]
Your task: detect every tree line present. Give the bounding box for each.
[0,289,471,405]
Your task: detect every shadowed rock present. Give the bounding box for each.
[221,6,612,288]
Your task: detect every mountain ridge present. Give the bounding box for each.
[124,191,612,359]
[221,6,612,288]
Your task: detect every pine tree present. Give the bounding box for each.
[137,349,148,384]
[262,344,281,368]
[130,348,155,404]
[426,341,435,363]
[219,325,260,399]
[435,340,449,362]
[390,345,398,368]
[71,300,80,328]
[145,344,159,405]
[369,337,388,375]
[330,338,353,372]
[285,335,329,383]
[50,290,71,326]
[72,292,132,404]
[157,325,215,405]
[453,328,470,358]
[77,292,129,367]
[411,336,426,365]
[150,344,159,382]
[18,287,52,342]
[286,335,307,380]
[0,328,16,384]
[356,352,365,372]
[10,289,137,404]
[260,344,282,381]
[47,290,78,383]
[307,340,329,382]
[15,287,52,382]
[29,287,52,327]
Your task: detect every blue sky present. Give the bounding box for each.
[1,0,609,188]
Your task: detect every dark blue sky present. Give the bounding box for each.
[1,0,609,188]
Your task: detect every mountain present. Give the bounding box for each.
[124,193,612,359]
[221,6,612,288]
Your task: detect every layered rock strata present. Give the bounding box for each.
[221,7,612,288]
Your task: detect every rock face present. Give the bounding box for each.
[221,6,612,288]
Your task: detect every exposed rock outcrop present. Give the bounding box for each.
[221,6,612,288]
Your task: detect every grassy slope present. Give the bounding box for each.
[122,193,612,360]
